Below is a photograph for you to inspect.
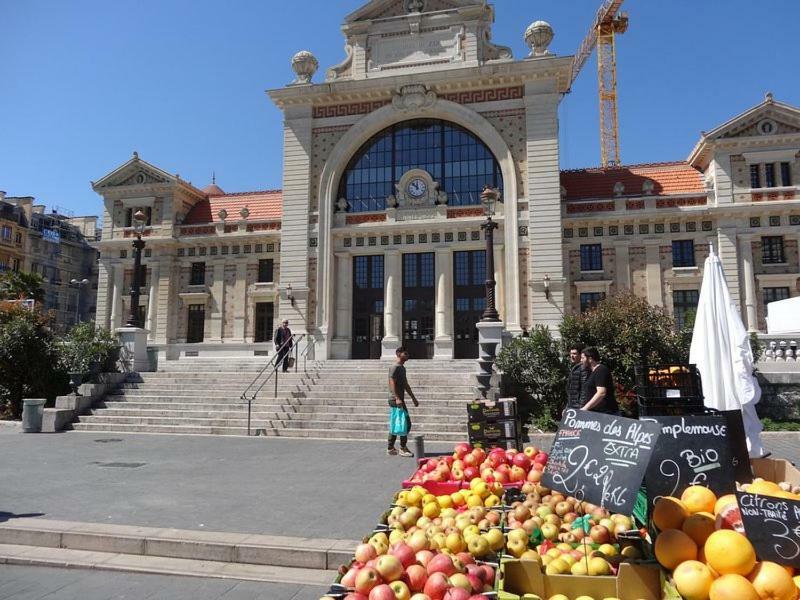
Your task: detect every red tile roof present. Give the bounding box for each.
[560,161,705,201]
[184,190,282,225]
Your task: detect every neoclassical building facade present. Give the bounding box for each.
[91,0,800,362]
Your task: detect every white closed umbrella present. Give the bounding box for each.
[689,245,766,458]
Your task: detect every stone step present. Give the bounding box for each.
[119,382,475,392]
[98,407,466,419]
[70,422,466,441]
[0,518,350,584]
[110,390,474,401]
[135,374,475,384]
[100,402,467,416]
[103,395,473,406]
[77,415,468,432]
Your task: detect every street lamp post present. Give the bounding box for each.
[69,278,89,325]
[474,186,504,400]
[479,186,501,322]
[126,209,147,328]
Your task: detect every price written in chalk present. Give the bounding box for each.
[736,492,800,568]
[543,410,661,514]
[643,415,736,504]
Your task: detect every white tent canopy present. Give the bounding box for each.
[766,296,800,335]
[689,246,766,458]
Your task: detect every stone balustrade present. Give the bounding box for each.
[757,335,800,369]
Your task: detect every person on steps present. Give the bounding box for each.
[273,320,293,373]
[387,346,419,457]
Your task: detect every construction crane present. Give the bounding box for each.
[570,0,629,167]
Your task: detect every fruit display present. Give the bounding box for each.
[406,443,549,489]
[652,484,800,600]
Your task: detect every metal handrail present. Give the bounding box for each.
[299,335,315,372]
[240,333,305,436]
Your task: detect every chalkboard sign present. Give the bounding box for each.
[542,409,661,514]
[643,414,736,504]
[736,491,800,568]
[722,409,753,484]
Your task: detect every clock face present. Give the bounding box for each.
[407,178,428,199]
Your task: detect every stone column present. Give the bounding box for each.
[146,262,159,341]
[739,235,758,332]
[382,250,402,358]
[154,257,175,345]
[95,260,111,330]
[434,247,454,359]
[110,264,123,330]
[614,243,631,292]
[645,241,664,306]
[494,243,506,322]
[208,262,225,342]
[717,225,741,311]
[232,261,247,342]
[331,253,352,358]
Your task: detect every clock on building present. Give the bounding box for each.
[407,178,427,199]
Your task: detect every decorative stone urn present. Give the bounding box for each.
[239,206,250,220]
[217,208,228,222]
[291,50,319,85]
[525,21,554,57]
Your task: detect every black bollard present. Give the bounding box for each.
[414,434,425,458]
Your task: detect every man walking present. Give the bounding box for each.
[565,344,588,413]
[273,319,293,372]
[580,346,619,414]
[387,346,419,457]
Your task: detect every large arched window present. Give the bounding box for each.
[338,119,504,213]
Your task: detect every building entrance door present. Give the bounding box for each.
[352,255,384,359]
[402,252,435,359]
[254,302,274,343]
[453,250,486,359]
[187,304,205,343]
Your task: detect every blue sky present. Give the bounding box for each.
[1,0,798,219]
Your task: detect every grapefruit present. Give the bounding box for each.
[709,574,760,600]
[682,512,716,546]
[682,486,718,514]
[654,528,698,570]
[714,504,744,533]
[653,496,691,531]
[748,561,798,600]
[673,560,715,600]
[714,494,737,516]
[704,530,756,576]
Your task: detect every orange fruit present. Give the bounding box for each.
[746,480,783,496]
[714,494,737,515]
[704,530,756,576]
[681,485,718,514]
[654,528,698,570]
[709,574,761,600]
[673,560,715,600]
[682,512,716,546]
[653,496,691,531]
[748,561,798,600]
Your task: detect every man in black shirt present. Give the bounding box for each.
[566,343,588,412]
[273,320,293,372]
[580,346,619,414]
[387,347,419,457]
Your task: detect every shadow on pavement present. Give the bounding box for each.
[0,511,46,523]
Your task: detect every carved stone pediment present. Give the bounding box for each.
[721,115,800,139]
[93,156,176,191]
[392,84,437,113]
[118,169,171,187]
[346,0,478,23]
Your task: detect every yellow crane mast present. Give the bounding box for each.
[570,0,628,167]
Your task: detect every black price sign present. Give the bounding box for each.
[643,415,736,504]
[736,492,800,568]
[542,409,661,514]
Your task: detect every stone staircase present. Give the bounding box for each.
[72,358,477,442]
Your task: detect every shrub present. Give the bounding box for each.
[59,322,120,376]
[495,326,568,432]
[0,302,67,419]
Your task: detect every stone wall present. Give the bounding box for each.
[756,373,800,420]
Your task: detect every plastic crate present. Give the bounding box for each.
[634,364,703,400]
[636,399,715,417]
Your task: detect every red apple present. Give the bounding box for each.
[375,554,404,582]
[466,574,483,594]
[405,564,428,592]
[589,525,610,544]
[409,595,433,600]
[427,553,458,577]
[355,543,377,564]
[345,594,369,600]
[454,443,472,459]
[526,469,542,483]
[493,470,509,484]
[369,584,397,600]
[478,565,495,584]
[390,542,416,569]
[455,552,474,566]
[471,448,486,463]
[533,452,548,465]
[463,466,478,481]
[463,453,478,467]
[341,566,360,587]
[512,453,532,471]
[390,580,412,600]
[424,572,450,600]
[443,588,471,600]
[509,466,525,483]
[531,461,545,472]
[416,550,434,567]
[355,567,381,595]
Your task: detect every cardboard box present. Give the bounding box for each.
[751,457,800,486]
[467,398,518,422]
[468,418,518,442]
[497,560,662,600]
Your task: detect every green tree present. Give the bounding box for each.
[495,325,569,432]
[0,302,67,419]
[0,270,45,304]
